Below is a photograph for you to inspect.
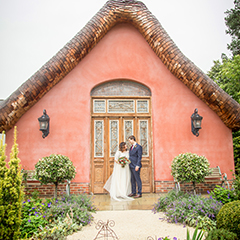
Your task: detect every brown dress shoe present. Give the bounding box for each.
[128,193,136,197]
[134,194,142,198]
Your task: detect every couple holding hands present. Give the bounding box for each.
[104,135,142,201]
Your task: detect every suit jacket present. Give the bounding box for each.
[129,143,142,169]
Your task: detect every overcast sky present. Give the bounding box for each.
[0,0,234,99]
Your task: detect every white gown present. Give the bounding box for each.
[103,150,133,201]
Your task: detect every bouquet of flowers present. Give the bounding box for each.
[118,156,131,168]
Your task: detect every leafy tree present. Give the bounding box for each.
[0,127,24,240]
[207,55,240,171]
[35,154,76,199]
[225,0,240,56]
[171,153,211,194]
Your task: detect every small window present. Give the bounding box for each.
[93,100,106,113]
[108,100,135,113]
[137,100,149,113]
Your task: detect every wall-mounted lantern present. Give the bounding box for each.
[191,108,203,137]
[38,109,50,138]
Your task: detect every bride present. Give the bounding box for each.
[104,142,133,201]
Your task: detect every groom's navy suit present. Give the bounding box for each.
[129,143,142,195]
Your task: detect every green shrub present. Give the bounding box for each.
[20,197,49,239]
[21,194,96,238]
[33,214,81,240]
[46,194,96,226]
[193,215,216,231]
[217,200,240,237]
[171,153,211,194]
[153,190,222,229]
[232,166,240,200]
[153,190,187,212]
[0,127,24,240]
[35,154,76,198]
[206,228,238,240]
[210,185,237,204]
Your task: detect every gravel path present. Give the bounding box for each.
[67,210,197,240]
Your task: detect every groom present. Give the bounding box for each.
[128,135,142,198]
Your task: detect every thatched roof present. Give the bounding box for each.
[0,0,240,132]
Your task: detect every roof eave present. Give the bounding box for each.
[0,0,239,132]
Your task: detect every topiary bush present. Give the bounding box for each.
[216,200,240,237]
[206,228,238,240]
[171,152,211,194]
[35,154,76,198]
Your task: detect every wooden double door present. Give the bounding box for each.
[91,98,153,193]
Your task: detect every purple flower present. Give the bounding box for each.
[28,219,31,222]
[43,215,46,218]
[27,199,31,202]
[173,237,178,240]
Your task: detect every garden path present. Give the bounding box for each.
[67,193,198,240]
[91,193,161,211]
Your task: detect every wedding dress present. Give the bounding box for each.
[103,150,133,201]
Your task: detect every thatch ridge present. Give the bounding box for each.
[0,0,240,132]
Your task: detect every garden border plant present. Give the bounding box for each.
[35,154,76,198]
[216,200,240,238]
[20,193,96,239]
[153,190,222,231]
[171,152,212,194]
[0,127,24,240]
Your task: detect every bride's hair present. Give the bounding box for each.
[119,142,126,152]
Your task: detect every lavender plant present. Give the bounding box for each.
[20,198,49,238]
[165,194,222,227]
[46,194,96,226]
[153,190,222,230]
[209,185,237,204]
[20,194,96,238]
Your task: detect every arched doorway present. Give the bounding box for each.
[90,80,153,193]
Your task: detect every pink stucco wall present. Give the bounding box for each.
[5,24,234,185]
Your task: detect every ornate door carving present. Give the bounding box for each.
[91,97,152,194]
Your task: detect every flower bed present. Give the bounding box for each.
[20,194,96,239]
[153,190,222,231]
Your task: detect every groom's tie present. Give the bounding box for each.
[131,145,133,151]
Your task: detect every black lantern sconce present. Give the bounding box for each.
[191,108,203,137]
[38,109,50,138]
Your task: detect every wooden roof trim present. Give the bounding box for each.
[0,0,240,132]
